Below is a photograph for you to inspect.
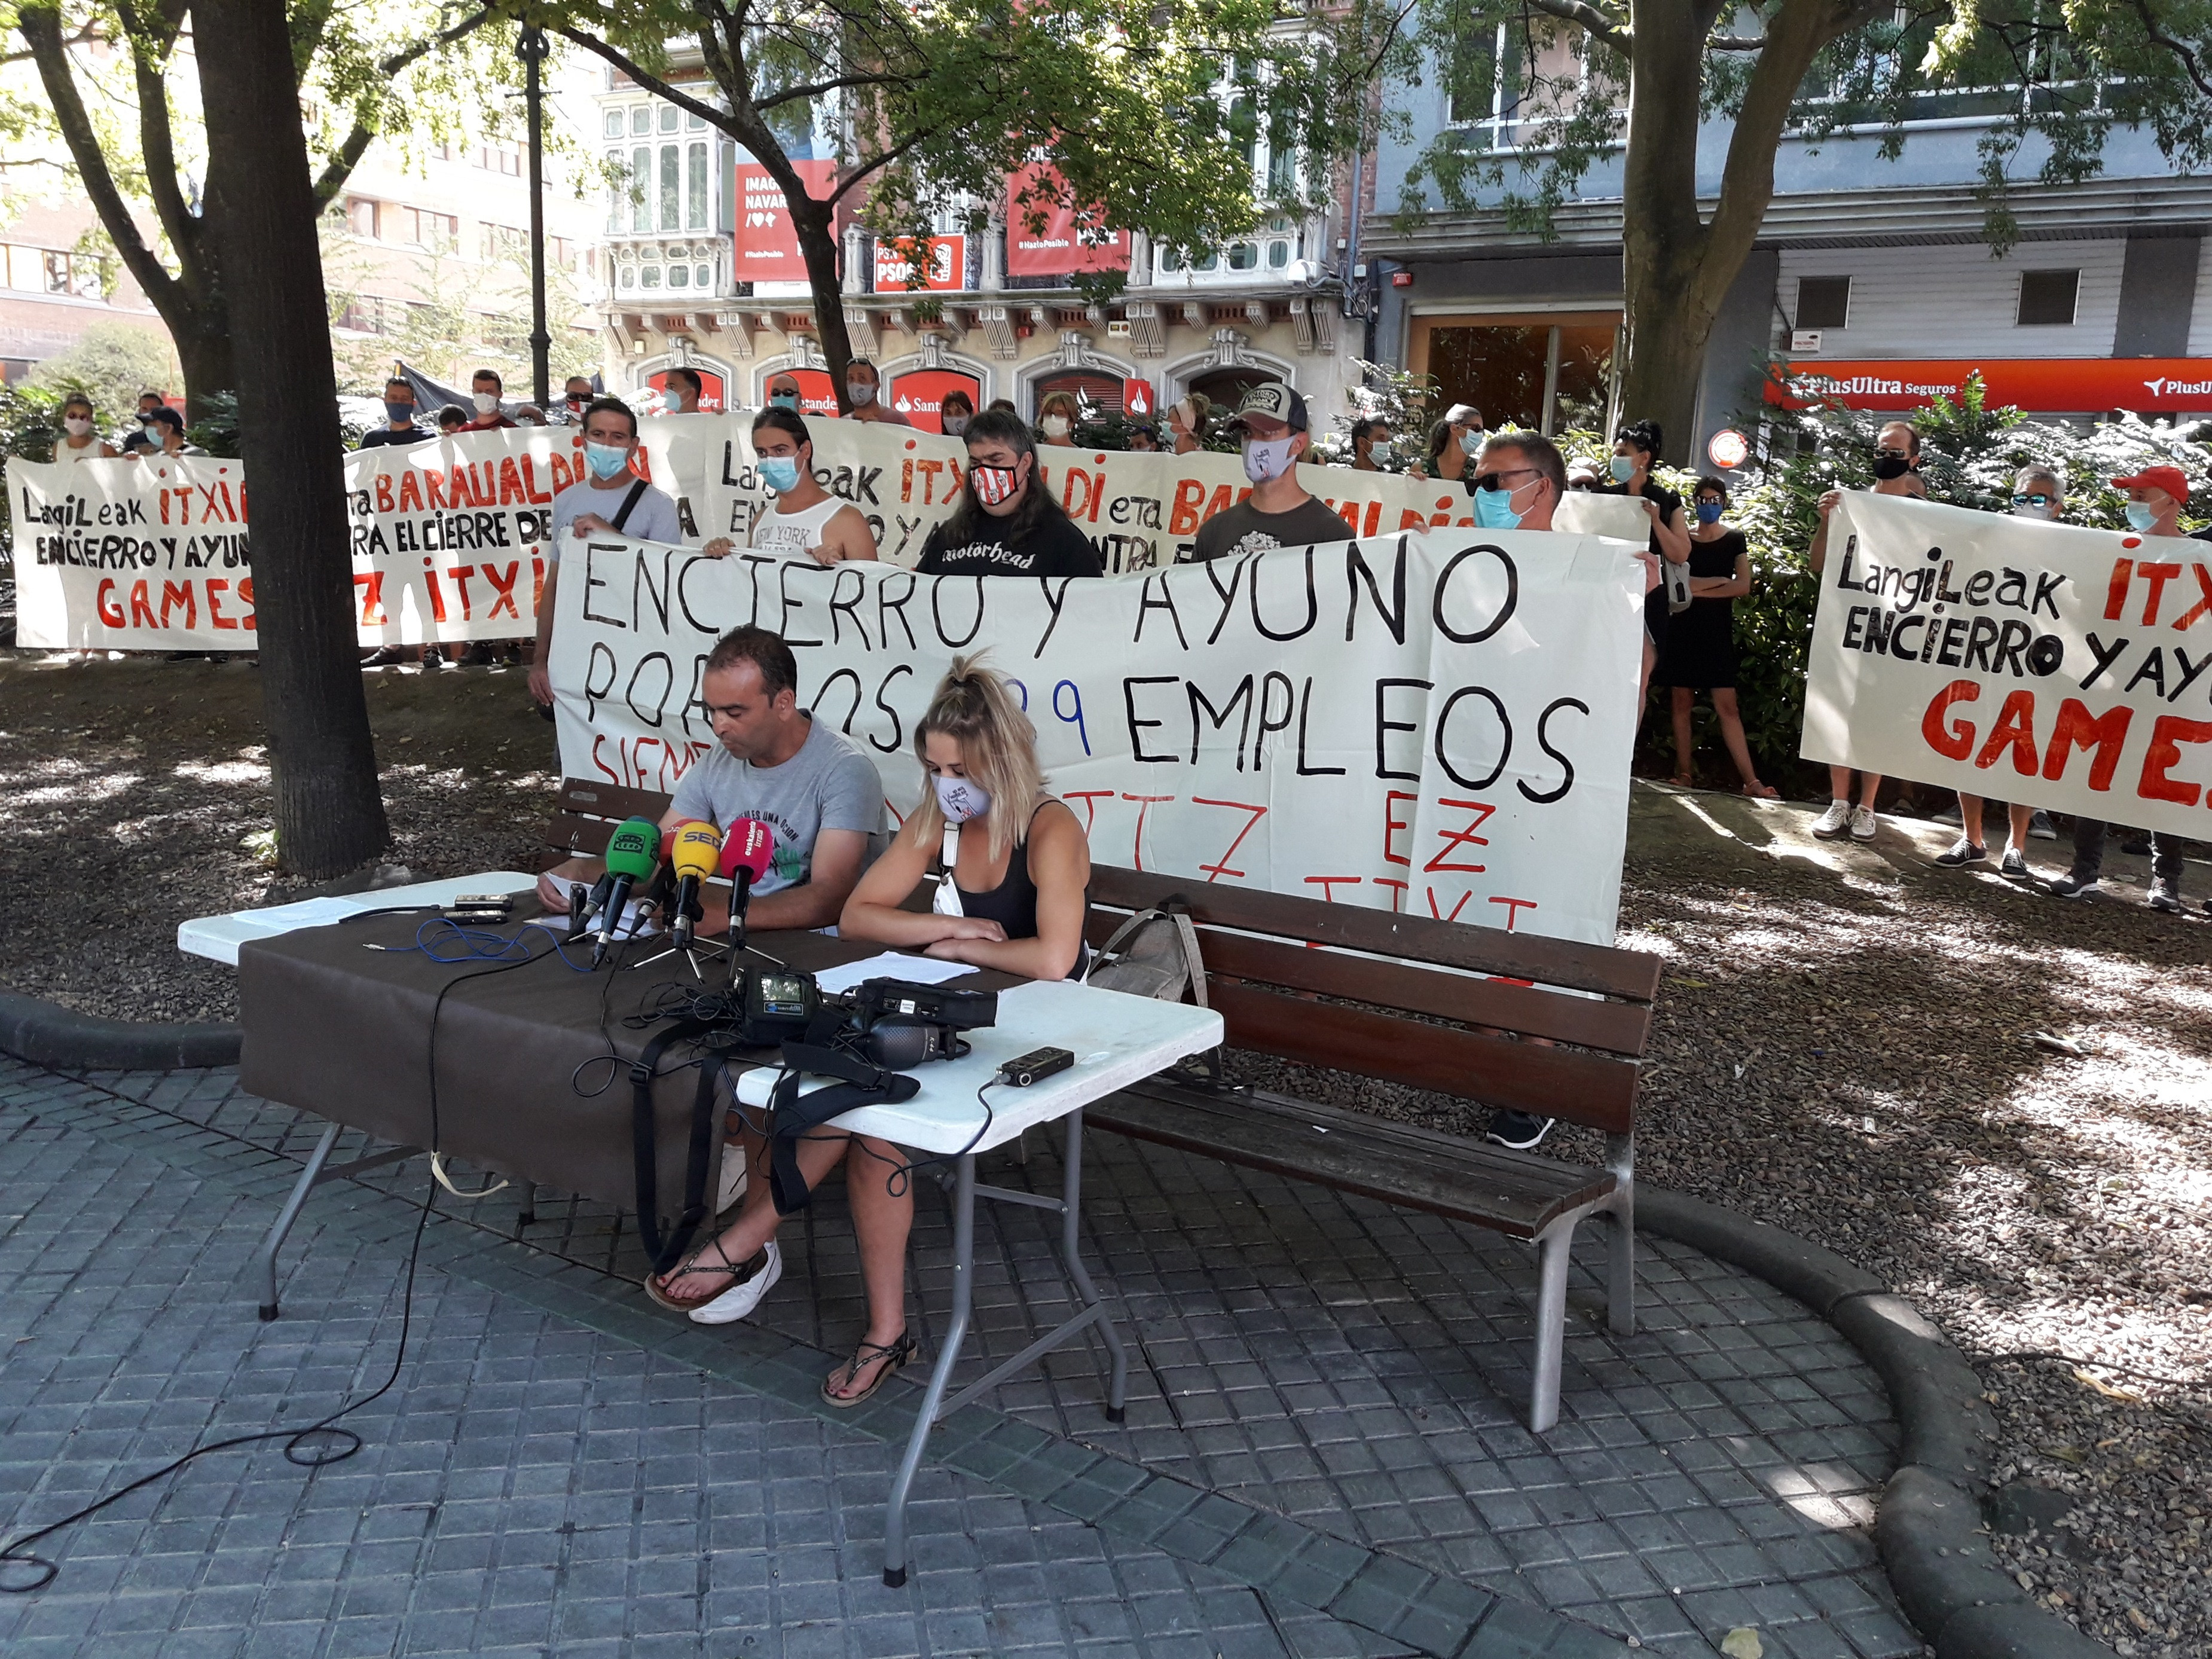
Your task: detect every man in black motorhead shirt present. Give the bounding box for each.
[915,409,1103,578]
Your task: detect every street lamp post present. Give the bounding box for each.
[519,25,552,409]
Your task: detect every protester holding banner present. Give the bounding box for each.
[557,375,595,424]
[1939,465,2069,876]
[699,408,878,566]
[1602,420,1690,704]
[662,368,704,415]
[1038,390,1081,447]
[1189,385,1353,561]
[1427,405,1486,487]
[2046,466,2196,912]
[527,397,686,705]
[1806,418,1927,841]
[140,408,203,458]
[1349,417,1394,472]
[913,409,1104,576]
[56,395,117,463]
[842,359,911,426]
[464,369,516,432]
[1166,394,1208,455]
[1654,477,1778,799]
[356,379,427,450]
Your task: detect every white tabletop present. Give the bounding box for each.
[178,873,539,966]
[732,977,1224,1156]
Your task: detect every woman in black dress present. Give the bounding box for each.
[1652,476,1778,798]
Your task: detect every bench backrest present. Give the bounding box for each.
[545,778,674,864]
[1083,866,1655,1136]
[539,780,1656,1134]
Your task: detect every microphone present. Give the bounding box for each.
[719,817,775,958]
[595,815,662,964]
[667,820,724,950]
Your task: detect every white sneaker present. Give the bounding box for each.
[688,1240,781,1325]
[1811,799,1852,839]
[716,1147,747,1215]
[1850,805,1878,840]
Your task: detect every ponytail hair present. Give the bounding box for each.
[910,653,1045,866]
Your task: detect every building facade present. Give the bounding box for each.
[589,57,1360,434]
[1361,74,2212,462]
[0,197,169,387]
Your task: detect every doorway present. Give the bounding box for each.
[1408,312,1619,436]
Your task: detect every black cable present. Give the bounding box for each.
[0,924,576,1594]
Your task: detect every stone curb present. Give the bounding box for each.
[0,989,242,1071]
[1637,1189,2115,1659]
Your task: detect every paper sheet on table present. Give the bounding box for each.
[811,953,979,995]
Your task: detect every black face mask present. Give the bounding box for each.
[1872,454,1912,481]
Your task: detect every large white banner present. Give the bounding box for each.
[1807,493,2212,835]
[548,530,1648,945]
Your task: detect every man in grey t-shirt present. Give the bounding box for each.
[534,627,882,933]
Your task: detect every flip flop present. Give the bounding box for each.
[643,1232,753,1313]
[1742,782,1780,800]
[821,1331,919,1407]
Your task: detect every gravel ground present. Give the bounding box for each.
[0,652,555,1023]
[4,653,2207,1654]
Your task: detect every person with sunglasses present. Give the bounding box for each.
[1805,418,1926,841]
[915,408,1102,576]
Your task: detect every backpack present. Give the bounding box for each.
[1084,900,1208,1006]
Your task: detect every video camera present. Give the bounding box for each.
[841,977,1000,1069]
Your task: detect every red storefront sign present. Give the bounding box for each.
[646,367,725,413]
[890,369,982,433]
[1767,357,2212,413]
[873,236,964,292]
[733,160,836,283]
[1004,164,1126,277]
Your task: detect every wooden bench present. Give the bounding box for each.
[1080,868,1658,1434]
[541,779,1659,1432]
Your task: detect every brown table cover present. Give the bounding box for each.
[238,906,1012,1212]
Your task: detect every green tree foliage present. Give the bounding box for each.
[1383,1,2212,461]
[4,0,511,413]
[26,318,179,425]
[549,0,1394,406]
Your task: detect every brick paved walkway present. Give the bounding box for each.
[0,1059,1923,1658]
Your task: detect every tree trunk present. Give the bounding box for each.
[174,323,238,426]
[792,201,856,413]
[1617,0,1716,463]
[195,0,390,879]
[1615,0,1846,465]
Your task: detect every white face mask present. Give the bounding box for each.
[63,415,93,437]
[1243,434,1297,484]
[2012,501,2057,521]
[472,390,498,414]
[1040,414,1071,439]
[942,414,969,437]
[933,772,991,823]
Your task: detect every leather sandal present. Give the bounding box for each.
[821,1331,918,1407]
[643,1232,752,1312]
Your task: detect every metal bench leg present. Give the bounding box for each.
[517,1182,537,1229]
[884,1152,976,1590]
[1529,1220,1573,1434]
[254,1122,342,1321]
[1057,1111,1127,1422]
[1604,1133,1636,1337]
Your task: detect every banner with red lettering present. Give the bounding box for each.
[549,530,1648,946]
[1806,493,2212,835]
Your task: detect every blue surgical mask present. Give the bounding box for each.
[1609,455,1636,483]
[1472,486,1521,531]
[769,392,800,410]
[585,442,631,480]
[1695,500,1722,524]
[2125,502,2159,532]
[1458,429,1484,457]
[759,456,802,494]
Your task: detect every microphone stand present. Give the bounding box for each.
[633,877,728,978]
